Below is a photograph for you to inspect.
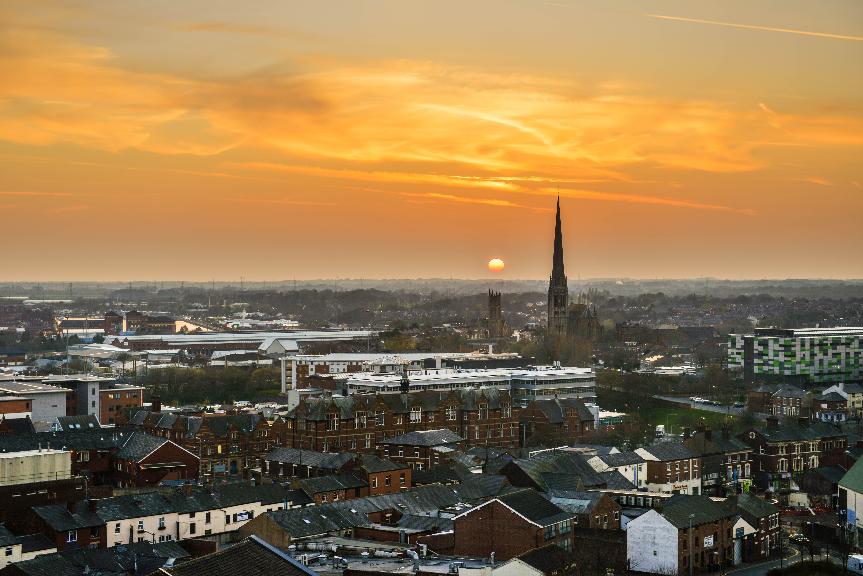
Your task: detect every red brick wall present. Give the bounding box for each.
[0,397,31,415]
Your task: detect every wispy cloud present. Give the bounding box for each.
[542,188,756,216]
[401,192,551,212]
[648,14,863,42]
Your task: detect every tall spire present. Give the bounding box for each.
[552,196,565,279]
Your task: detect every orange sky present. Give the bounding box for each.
[1,0,861,281]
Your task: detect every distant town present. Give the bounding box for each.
[0,201,858,576]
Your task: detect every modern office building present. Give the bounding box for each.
[728,327,863,385]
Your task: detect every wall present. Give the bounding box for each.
[627,510,678,576]
[0,450,71,486]
[25,391,68,424]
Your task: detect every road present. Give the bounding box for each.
[726,547,801,576]
[654,395,746,416]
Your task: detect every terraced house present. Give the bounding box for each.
[128,409,272,482]
[274,387,520,452]
[740,418,846,497]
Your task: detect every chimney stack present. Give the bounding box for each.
[151,395,162,413]
[766,416,779,429]
[721,425,730,440]
[704,428,713,441]
[88,499,98,513]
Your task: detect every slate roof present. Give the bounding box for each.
[840,457,863,493]
[359,454,406,473]
[157,535,317,576]
[517,543,578,575]
[757,422,845,442]
[599,471,637,490]
[642,441,695,461]
[733,493,779,522]
[495,489,574,527]
[268,503,372,538]
[10,540,189,576]
[0,415,36,434]
[265,447,355,470]
[815,391,846,402]
[529,398,594,424]
[452,474,517,501]
[32,501,104,531]
[684,430,750,457]
[0,524,17,547]
[597,451,645,467]
[95,491,174,522]
[378,428,463,446]
[0,427,168,455]
[298,474,368,495]
[397,514,453,533]
[115,431,170,462]
[55,415,100,432]
[503,451,606,492]
[773,386,807,399]
[660,495,735,529]
[548,491,604,514]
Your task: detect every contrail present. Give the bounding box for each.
[649,14,863,42]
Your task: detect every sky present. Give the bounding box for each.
[1,0,861,281]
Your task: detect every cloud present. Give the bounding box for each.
[401,192,551,212]
[227,197,336,207]
[541,188,756,216]
[648,14,863,42]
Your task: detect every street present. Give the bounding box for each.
[654,395,747,416]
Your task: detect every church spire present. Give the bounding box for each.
[552,196,565,280]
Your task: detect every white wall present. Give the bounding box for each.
[108,513,180,547]
[26,391,68,423]
[627,509,679,575]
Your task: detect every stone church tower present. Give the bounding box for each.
[547,197,569,338]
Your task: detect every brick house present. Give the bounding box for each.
[377,429,464,470]
[635,441,702,495]
[520,398,596,446]
[548,490,621,530]
[812,391,848,423]
[99,385,144,425]
[295,474,369,505]
[112,432,199,487]
[128,410,272,482]
[357,454,411,495]
[263,448,354,479]
[770,385,810,418]
[627,495,756,575]
[274,388,519,453]
[739,418,847,497]
[427,489,575,560]
[732,493,780,561]
[746,384,778,414]
[684,428,752,496]
[27,501,106,552]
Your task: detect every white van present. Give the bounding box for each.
[847,554,863,574]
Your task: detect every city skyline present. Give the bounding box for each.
[1,0,862,281]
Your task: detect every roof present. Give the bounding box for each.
[548,491,604,514]
[660,495,735,529]
[517,544,578,575]
[115,431,171,462]
[816,391,846,402]
[640,441,695,461]
[597,451,645,467]
[733,493,779,522]
[298,474,368,495]
[359,454,406,473]
[32,502,103,531]
[265,447,354,470]
[529,398,594,424]
[10,540,190,576]
[501,451,606,492]
[773,385,807,399]
[490,489,574,527]
[0,524,17,547]
[157,535,318,576]
[55,415,100,432]
[684,430,750,457]
[755,421,846,442]
[378,428,463,446]
[840,457,863,494]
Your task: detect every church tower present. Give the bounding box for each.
[547,197,569,338]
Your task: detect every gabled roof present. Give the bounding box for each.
[639,441,694,461]
[660,495,735,529]
[732,493,779,522]
[815,391,846,402]
[114,431,170,462]
[298,474,368,495]
[359,454,406,473]
[754,422,846,442]
[684,430,750,457]
[597,451,645,467]
[517,543,578,575]
[55,415,100,432]
[32,502,104,531]
[502,451,605,492]
[548,491,605,514]
[10,541,189,576]
[460,489,573,528]
[773,385,807,399]
[529,398,594,424]
[378,428,463,446]
[265,447,355,470]
[156,535,317,576]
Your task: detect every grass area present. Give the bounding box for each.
[597,388,734,435]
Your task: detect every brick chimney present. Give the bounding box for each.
[766,416,779,429]
[151,395,162,413]
[88,499,98,513]
[704,428,713,441]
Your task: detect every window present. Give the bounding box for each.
[114,524,121,534]
[479,404,488,420]
[205,512,211,523]
[400,473,406,486]
[137,521,144,532]
[502,403,511,418]
[372,477,378,488]
[354,412,366,429]
[66,531,77,543]
[327,413,339,431]
[4,547,12,557]
[189,523,196,535]
[410,407,422,423]
[385,475,392,487]
[365,434,372,449]
[446,406,457,421]
[158,517,165,529]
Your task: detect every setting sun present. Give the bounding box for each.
[488,258,505,273]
